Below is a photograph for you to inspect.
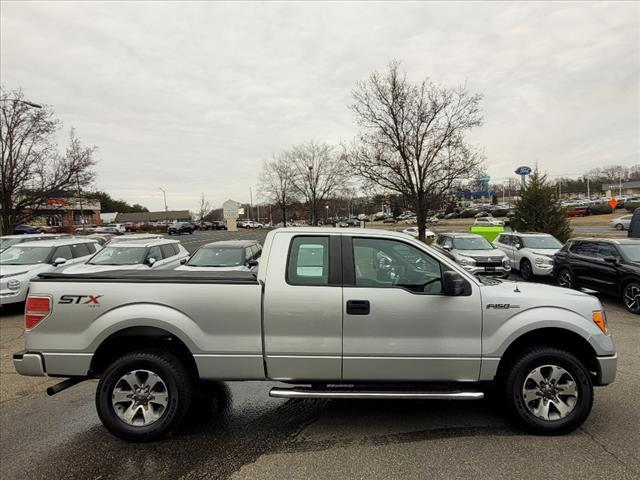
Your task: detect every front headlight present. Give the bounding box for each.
[534,256,552,265]
[456,255,476,266]
[7,279,21,290]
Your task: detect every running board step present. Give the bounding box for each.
[269,387,484,400]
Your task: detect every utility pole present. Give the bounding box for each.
[586,177,590,199]
[76,174,85,232]
[619,173,623,197]
[249,187,254,221]
[159,187,168,224]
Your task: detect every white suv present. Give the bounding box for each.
[0,238,101,305]
[63,239,189,274]
[473,217,504,227]
[493,232,563,281]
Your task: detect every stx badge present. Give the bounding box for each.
[59,295,103,305]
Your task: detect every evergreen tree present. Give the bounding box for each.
[512,169,572,242]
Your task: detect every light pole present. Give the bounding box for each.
[159,187,168,224]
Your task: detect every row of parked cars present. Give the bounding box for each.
[0,232,264,306]
[418,229,639,314]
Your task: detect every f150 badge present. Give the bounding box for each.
[486,303,520,309]
[59,295,102,305]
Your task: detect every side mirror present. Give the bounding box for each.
[53,257,67,266]
[442,271,467,296]
[514,243,522,250]
[146,257,157,266]
[442,244,452,251]
[247,259,259,267]
[180,258,188,265]
[603,256,618,264]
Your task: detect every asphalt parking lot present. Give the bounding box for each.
[1,230,638,480]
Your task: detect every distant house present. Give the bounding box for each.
[115,210,191,224]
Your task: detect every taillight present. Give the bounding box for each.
[25,295,51,330]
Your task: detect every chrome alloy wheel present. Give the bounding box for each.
[522,365,578,421]
[112,370,169,426]
[558,270,573,288]
[624,284,640,312]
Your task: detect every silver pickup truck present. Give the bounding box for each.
[14,228,617,441]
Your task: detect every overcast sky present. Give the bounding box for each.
[2,1,639,212]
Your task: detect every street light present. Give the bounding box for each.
[159,187,168,224]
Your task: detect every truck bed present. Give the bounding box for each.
[35,270,259,284]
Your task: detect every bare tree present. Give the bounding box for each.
[1,88,97,234]
[259,153,296,227]
[347,61,484,239]
[196,193,211,228]
[289,141,346,225]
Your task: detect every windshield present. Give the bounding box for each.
[89,246,147,265]
[188,247,243,267]
[0,246,51,265]
[0,238,22,250]
[453,237,492,250]
[619,244,640,262]
[521,236,562,249]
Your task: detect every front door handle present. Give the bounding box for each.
[346,300,370,315]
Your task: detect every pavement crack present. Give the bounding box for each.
[579,425,635,471]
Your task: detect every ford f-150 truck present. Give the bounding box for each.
[14,228,617,441]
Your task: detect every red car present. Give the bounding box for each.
[567,207,590,217]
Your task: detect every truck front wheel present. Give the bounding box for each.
[503,347,593,435]
[96,350,193,442]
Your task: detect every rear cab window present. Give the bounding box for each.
[287,236,330,286]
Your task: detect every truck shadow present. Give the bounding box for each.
[30,382,523,480]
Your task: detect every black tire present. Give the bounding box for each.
[615,223,624,231]
[520,259,534,281]
[556,268,575,289]
[503,347,593,435]
[96,350,194,442]
[622,281,640,314]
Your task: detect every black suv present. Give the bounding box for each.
[554,238,640,314]
[211,221,227,230]
[167,222,194,235]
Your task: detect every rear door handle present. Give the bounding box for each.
[346,300,370,315]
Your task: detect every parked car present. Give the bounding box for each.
[240,220,264,229]
[382,217,396,224]
[554,238,640,314]
[433,232,510,277]
[0,234,71,253]
[86,233,116,247]
[0,238,101,305]
[609,215,632,231]
[402,227,435,239]
[473,216,504,227]
[62,239,189,274]
[16,227,616,441]
[629,208,640,238]
[567,207,590,217]
[176,240,262,272]
[210,221,227,230]
[36,226,60,234]
[444,212,460,219]
[108,233,164,243]
[123,223,139,232]
[94,226,124,235]
[493,232,563,280]
[13,225,40,234]
[168,222,195,235]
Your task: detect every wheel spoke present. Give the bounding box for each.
[533,399,551,420]
[119,372,139,390]
[112,388,133,404]
[557,380,577,397]
[523,388,540,404]
[121,403,142,424]
[145,372,164,391]
[548,365,566,384]
[551,398,572,418]
[150,391,169,407]
[527,368,545,387]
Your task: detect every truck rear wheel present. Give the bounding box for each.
[503,347,593,435]
[96,350,193,442]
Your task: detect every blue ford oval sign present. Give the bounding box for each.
[515,166,532,176]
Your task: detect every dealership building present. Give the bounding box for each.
[601,181,640,196]
[30,197,101,228]
[115,210,191,224]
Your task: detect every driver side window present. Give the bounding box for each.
[352,238,442,294]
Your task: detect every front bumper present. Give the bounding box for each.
[462,265,511,277]
[0,285,28,305]
[531,263,554,276]
[595,353,617,386]
[13,351,46,376]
